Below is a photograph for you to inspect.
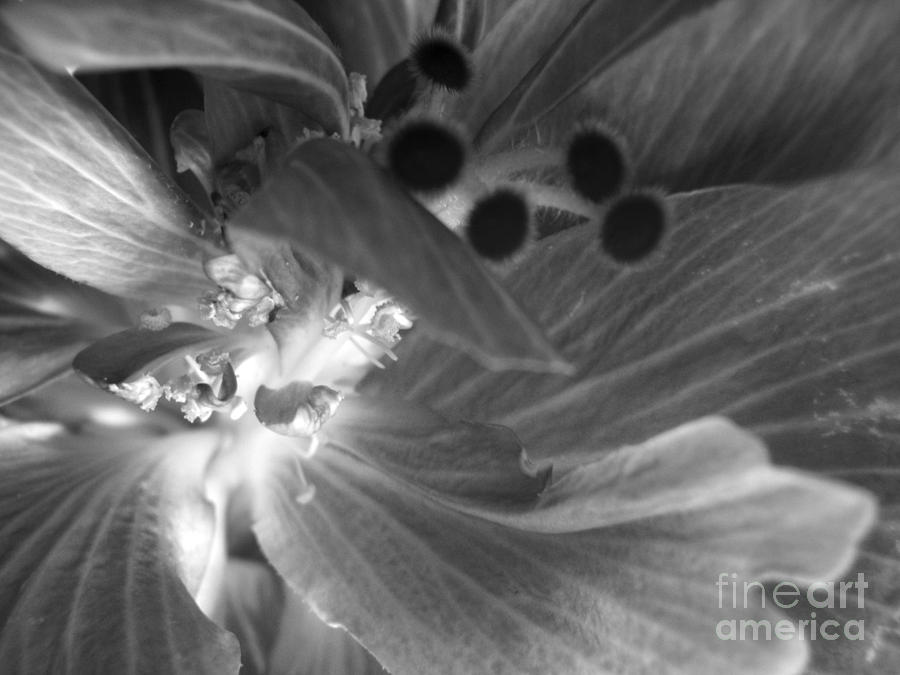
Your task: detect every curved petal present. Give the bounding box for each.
[256,417,873,675]
[230,138,569,373]
[0,422,240,674]
[366,168,900,473]
[532,0,900,189]
[299,0,441,83]
[0,47,220,304]
[2,0,350,136]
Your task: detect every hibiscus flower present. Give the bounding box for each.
[0,1,898,674]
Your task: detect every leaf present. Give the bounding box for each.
[365,168,900,475]
[452,0,717,148]
[0,47,221,304]
[255,416,873,675]
[2,0,350,136]
[299,0,441,83]
[0,423,240,674]
[533,0,900,190]
[74,322,224,386]
[230,138,568,373]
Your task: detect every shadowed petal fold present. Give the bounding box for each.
[0,423,240,674]
[256,417,873,675]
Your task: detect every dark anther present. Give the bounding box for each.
[367,58,417,121]
[388,120,465,192]
[600,194,666,263]
[466,189,531,261]
[411,34,472,91]
[567,128,628,203]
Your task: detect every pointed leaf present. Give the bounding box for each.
[535,0,900,189]
[74,322,223,386]
[299,0,441,83]
[231,138,568,373]
[3,0,350,136]
[256,417,873,675]
[455,0,717,147]
[0,424,240,674]
[366,168,900,474]
[0,47,220,303]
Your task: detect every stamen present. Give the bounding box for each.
[566,124,630,203]
[108,374,163,412]
[410,31,473,91]
[292,454,316,504]
[600,192,668,264]
[387,119,466,192]
[465,188,533,262]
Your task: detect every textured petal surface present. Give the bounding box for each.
[231,138,568,373]
[299,0,440,83]
[256,417,873,675]
[532,0,900,189]
[455,0,717,147]
[2,0,350,136]
[366,169,900,472]
[0,423,240,674]
[0,47,219,303]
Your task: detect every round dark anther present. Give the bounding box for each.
[567,129,628,203]
[601,194,666,263]
[388,120,465,192]
[466,189,531,261]
[411,35,472,91]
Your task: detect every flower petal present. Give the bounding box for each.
[230,138,569,373]
[322,395,549,515]
[534,0,900,189]
[217,559,384,675]
[0,46,220,303]
[0,243,128,405]
[454,0,716,147]
[73,322,225,387]
[434,0,520,49]
[202,78,310,165]
[366,169,900,472]
[299,0,441,83]
[256,417,873,675]
[0,422,240,673]
[2,0,349,136]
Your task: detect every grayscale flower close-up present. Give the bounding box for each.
[0,1,898,673]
